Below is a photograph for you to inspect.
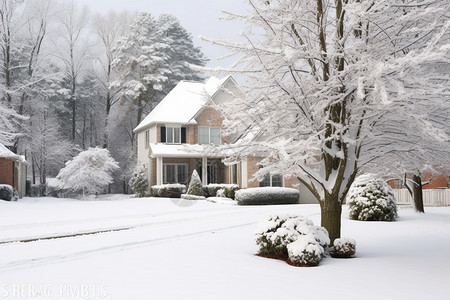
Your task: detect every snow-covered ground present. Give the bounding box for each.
[0,195,449,300]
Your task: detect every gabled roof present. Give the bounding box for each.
[0,143,26,163]
[133,76,233,133]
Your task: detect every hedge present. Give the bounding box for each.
[236,187,299,205]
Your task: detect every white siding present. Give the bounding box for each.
[136,131,148,166]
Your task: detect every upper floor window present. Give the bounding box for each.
[161,126,186,144]
[199,127,220,145]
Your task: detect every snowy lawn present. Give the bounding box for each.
[0,195,449,299]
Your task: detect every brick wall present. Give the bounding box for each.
[0,158,14,186]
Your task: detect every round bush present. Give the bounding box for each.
[331,238,357,258]
[0,184,16,201]
[287,235,323,266]
[255,215,329,259]
[347,174,397,221]
[236,187,299,205]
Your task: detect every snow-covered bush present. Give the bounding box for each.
[255,215,329,263]
[331,238,357,258]
[151,184,186,198]
[346,174,397,221]
[0,184,17,201]
[56,147,120,197]
[287,235,323,266]
[203,184,240,199]
[236,187,299,205]
[216,188,226,198]
[186,170,204,196]
[129,166,149,197]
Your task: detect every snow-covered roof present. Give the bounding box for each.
[134,76,232,133]
[0,143,26,163]
[150,143,222,158]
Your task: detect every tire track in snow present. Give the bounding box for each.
[0,221,255,272]
[0,204,320,272]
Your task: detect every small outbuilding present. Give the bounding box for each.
[0,143,27,198]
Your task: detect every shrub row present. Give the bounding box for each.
[151,184,186,198]
[236,187,299,205]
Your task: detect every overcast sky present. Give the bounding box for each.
[76,0,248,68]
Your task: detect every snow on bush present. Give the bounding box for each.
[151,184,186,198]
[56,147,120,196]
[180,194,206,200]
[0,184,17,201]
[216,188,226,198]
[203,184,239,199]
[255,215,329,266]
[287,235,323,266]
[331,238,357,258]
[236,187,299,205]
[129,166,149,197]
[346,174,398,221]
[186,170,203,196]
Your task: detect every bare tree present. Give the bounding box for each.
[92,10,131,148]
[204,0,450,242]
[54,0,90,141]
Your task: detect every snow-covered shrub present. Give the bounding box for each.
[255,215,329,260]
[346,174,397,221]
[186,170,204,196]
[129,166,149,197]
[331,238,357,258]
[216,188,226,198]
[236,187,299,205]
[203,184,240,199]
[0,184,17,201]
[151,184,186,198]
[287,235,323,266]
[56,147,120,197]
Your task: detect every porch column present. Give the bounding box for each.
[156,157,163,185]
[202,157,208,185]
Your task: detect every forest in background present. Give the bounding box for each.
[0,0,207,192]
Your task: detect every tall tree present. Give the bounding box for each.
[92,10,131,148]
[156,14,208,91]
[111,12,171,129]
[54,0,90,141]
[208,0,449,242]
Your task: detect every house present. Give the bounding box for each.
[0,143,27,197]
[133,76,302,191]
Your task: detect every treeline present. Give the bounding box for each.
[0,0,207,192]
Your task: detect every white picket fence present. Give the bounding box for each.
[393,189,450,207]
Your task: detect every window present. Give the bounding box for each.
[232,164,238,184]
[259,173,283,187]
[145,130,149,149]
[167,127,181,144]
[198,127,221,145]
[163,164,188,184]
[161,126,186,144]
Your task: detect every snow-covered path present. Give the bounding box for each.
[0,196,449,300]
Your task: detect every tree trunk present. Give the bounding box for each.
[411,174,425,213]
[320,193,342,244]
